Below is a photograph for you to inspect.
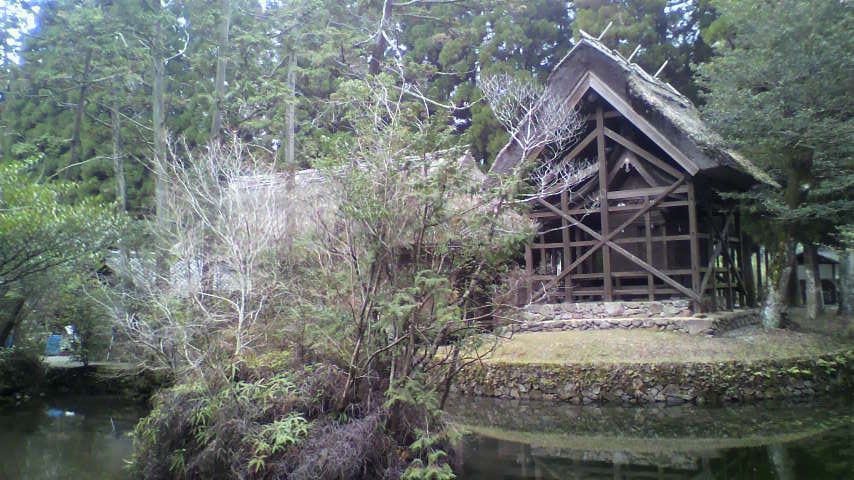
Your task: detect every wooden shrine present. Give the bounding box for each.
[490,33,775,311]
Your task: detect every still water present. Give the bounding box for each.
[447,396,854,480]
[0,395,147,480]
[2,394,853,479]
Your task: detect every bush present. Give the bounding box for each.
[0,347,45,398]
[129,361,422,480]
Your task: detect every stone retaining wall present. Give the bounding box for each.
[513,305,759,336]
[524,300,693,321]
[453,350,854,405]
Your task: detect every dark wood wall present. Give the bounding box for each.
[521,97,750,311]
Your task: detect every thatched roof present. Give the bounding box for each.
[490,32,777,188]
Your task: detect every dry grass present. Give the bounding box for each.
[483,327,854,365]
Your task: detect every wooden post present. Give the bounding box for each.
[725,246,735,310]
[525,243,533,303]
[561,190,572,303]
[756,245,763,302]
[764,248,770,287]
[644,196,654,300]
[709,219,718,311]
[538,232,546,274]
[736,212,747,307]
[687,182,701,309]
[597,106,612,301]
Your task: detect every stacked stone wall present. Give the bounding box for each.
[453,350,854,405]
[512,302,758,336]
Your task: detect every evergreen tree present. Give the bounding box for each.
[696,0,854,326]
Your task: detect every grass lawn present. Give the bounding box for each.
[482,327,854,365]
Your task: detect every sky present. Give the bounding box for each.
[2,0,40,64]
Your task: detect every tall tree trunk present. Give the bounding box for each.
[368,0,392,75]
[69,48,94,178]
[210,0,231,141]
[762,146,813,327]
[153,16,167,231]
[285,48,297,166]
[786,255,802,307]
[762,239,794,328]
[112,100,126,213]
[839,250,854,316]
[0,297,26,348]
[111,96,131,283]
[803,242,823,322]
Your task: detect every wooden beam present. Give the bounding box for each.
[543,128,598,185]
[561,189,572,303]
[587,73,700,175]
[603,127,683,180]
[607,186,688,200]
[533,176,687,299]
[525,243,533,303]
[688,181,701,302]
[755,245,763,302]
[644,196,654,300]
[606,237,702,301]
[598,106,612,301]
[606,157,623,186]
[698,214,733,307]
[630,152,665,187]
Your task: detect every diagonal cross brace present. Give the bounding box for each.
[533,176,697,302]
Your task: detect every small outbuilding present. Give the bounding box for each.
[491,33,775,311]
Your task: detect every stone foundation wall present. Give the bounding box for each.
[512,302,759,336]
[453,350,854,405]
[524,300,693,321]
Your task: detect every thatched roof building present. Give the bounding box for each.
[492,33,773,311]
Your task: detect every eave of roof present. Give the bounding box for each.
[490,31,779,189]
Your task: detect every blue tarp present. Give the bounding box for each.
[45,334,62,356]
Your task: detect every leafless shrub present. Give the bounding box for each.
[480,73,587,199]
[103,134,294,375]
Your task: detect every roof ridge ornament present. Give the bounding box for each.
[597,21,613,41]
[627,44,642,62]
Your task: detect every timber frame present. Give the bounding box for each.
[492,34,771,312]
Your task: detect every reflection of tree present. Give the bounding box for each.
[450,397,854,479]
[768,444,794,480]
[0,398,144,479]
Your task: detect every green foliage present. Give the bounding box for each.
[574,0,715,102]
[697,0,854,246]
[0,346,45,397]
[0,159,122,288]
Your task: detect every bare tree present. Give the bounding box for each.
[104,135,289,374]
[479,73,587,302]
[480,73,586,186]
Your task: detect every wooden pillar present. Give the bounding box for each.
[687,181,701,309]
[709,218,718,311]
[561,190,572,303]
[644,196,654,300]
[525,243,533,303]
[736,212,747,307]
[538,232,546,274]
[756,245,763,302]
[597,106,612,301]
[725,245,735,310]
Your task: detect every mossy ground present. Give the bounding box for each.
[481,326,854,366]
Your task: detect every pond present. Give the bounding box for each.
[0,395,148,480]
[2,394,854,479]
[446,396,854,479]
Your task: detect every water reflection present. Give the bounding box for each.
[447,396,854,479]
[0,395,147,480]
